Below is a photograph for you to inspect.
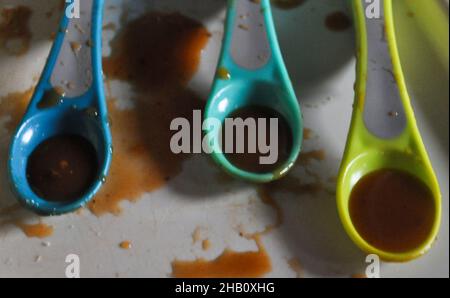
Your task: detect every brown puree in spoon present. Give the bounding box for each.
[349,169,436,253]
[26,135,98,202]
[222,106,293,174]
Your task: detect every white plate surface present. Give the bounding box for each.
[0,0,448,278]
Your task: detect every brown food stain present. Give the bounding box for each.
[192,226,203,244]
[187,137,329,278]
[119,241,132,250]
[102,23,116,31]
[102,11,210,91]
[171,184,284,278]
[299,149,326,166]
[202,239,212,251]
[15,222,54,239]
[351,273,367,278]
[89,12,210,216]
[261,128,329,195]
[70,41,81,54]
[288,257,304,278]
[303,128,313,140]
[203,128,329,278]
[89,91,203,216]
[0,90,34,237]
[0,88,34,132]
[325,11,352,32]
[191,227,212,251]
[171,234,271,278]
[0,5,33,56]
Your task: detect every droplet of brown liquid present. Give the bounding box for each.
[350,169,436,253]
[298,149,326,166]
[70,41,82,54]
[171,186,282,278]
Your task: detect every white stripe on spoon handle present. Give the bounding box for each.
[50,0,94,98]
[230,0,272,70]
[363,0,407,139]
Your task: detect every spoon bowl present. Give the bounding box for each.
[204,0,302,183]
[206,80,302,182]
[337,149,441,261]
[9,100,110,215]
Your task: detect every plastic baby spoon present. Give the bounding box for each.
[8,0,112,215]
[337,0,442,261]
[204,0,303,183]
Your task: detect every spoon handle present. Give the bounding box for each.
[357,0,408,140]
[24,0,105,116]
[346,0,439,165]
[219,0,286,78]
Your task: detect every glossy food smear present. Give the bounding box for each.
[349,169,436,253]
[90,12,210,215]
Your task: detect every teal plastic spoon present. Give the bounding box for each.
[204,0,303,183]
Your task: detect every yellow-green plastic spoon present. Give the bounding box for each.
[337,0,442,262]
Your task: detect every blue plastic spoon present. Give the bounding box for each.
[8,0,112,215]
[204,0,303,183]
